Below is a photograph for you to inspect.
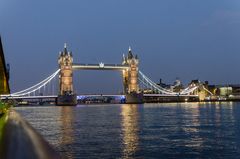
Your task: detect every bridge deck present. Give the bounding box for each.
[0,95,58,100]
[143,94,198,97]
[0,94,198,100]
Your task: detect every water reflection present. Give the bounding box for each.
[180,103,204,148]
[204,102,235,127]
[59,107,74,158]
[181,103,201,133]
[15,103,240,158]
[121,104,139,158]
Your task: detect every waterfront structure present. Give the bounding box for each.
[0,36,10,94]
[58,43,73,96]
[57,44,77,105]
[207,84,240,100]
[188,80,211,101]
[4,44,217,104]
[122,47,140,94]
[208,84,235,96]
[57,45,143,105]
[122,47,143,103]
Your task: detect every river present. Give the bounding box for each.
[15,102,240,158]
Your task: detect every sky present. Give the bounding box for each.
[0,0,240,94]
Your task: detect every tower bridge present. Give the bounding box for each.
[1,44,213,105]
[58,45,142,105]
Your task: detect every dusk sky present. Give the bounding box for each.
[1,0,240,94]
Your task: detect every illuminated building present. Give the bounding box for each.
[122,47,140,94]
[122,47,143,103]
[0,36,10,94]
[57,43,77,105]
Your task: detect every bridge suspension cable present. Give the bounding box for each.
[202,86,213,96]
[138,71,178,95]
[138,71,213,96]
[180,85,198,95]
[1,68,213,98]
[9,69,60,97]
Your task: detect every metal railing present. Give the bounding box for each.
[0,109,61,159]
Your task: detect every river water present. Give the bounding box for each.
[15,102,240,159]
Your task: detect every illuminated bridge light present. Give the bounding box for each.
[99,62,104,68]
[77,95,86,100]
[120,95,126,100]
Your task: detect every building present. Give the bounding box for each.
[158,78,184,92]
[0,36,10,94]
[208,84,240,96]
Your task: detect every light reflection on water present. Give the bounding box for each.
[121,104,139,158]
[59,107,74,158]
[15,102,240,159]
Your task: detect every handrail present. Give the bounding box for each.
[0,110,61,159]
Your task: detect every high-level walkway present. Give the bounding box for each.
[72,63,129,70]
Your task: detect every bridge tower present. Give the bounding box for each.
[122,47,143,104]
[57,43,77,106]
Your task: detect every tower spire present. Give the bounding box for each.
[128,46,133,59]
[63,43,68,55]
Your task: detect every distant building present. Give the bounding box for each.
[150,78,184,93]
[230,85,240,96]
[158,78,171,88]
[188,80,210,101]
[208,84,240,96]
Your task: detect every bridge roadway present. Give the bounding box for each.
[0,94,198,100]
[0,95,57,100]
[78,94,198,97]
[72,63,129,70]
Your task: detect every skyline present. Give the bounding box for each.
[1,0,240,93]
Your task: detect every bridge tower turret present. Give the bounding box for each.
[57,43,77,106]
[122,47,143,104]
[58,43,73,95]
